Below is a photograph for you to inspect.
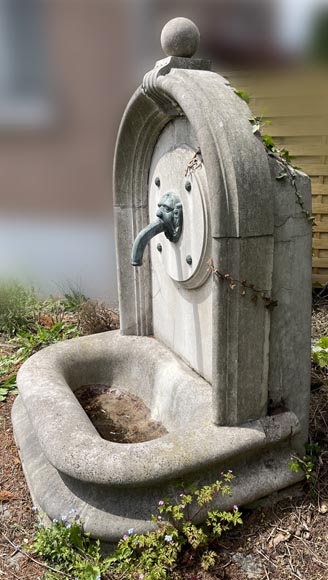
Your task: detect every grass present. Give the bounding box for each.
[1,284,328,579]
[0,282,85,401]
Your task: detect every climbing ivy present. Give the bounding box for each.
[247,113,315,224]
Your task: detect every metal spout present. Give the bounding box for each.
[131,219,165,266]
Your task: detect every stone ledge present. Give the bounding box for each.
[13,395,303,543]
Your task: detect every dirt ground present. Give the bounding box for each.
[76,384,167,443]
[1,304,328,579]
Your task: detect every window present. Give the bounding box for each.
[0,0,53,128]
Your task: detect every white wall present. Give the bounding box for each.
[0,217,118,304]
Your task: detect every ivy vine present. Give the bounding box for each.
[234,89,314,224]
[249,115,315,224]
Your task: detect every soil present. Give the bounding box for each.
[1,304,328,579]
[75,384,167,443]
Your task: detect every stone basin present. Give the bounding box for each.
[12,330,303,543]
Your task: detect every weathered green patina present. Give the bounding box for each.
[131,192,183,266]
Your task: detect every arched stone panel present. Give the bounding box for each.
[114,56,274,425]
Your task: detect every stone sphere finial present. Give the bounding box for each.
[161,17,200,58]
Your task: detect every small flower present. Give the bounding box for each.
[181,504,186,509]
[139,575,145,579]
[233,504,238,510]
[128,528,134,535]
[66,523,72,529]
[32,506,38,512]
[52,518,58,523]
[228,470,233,474]
[164,534,173,542]
[312,346,323,353]
[157,516,162,520]
[158,500,164,506]
[61,515,67,521]
[122,534,128,540]
[96,575,101,580]
[69,508,77,514]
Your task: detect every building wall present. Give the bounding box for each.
[1,0,318,300]
[0,0,139,302]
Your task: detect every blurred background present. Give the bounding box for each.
[0,0,327,303]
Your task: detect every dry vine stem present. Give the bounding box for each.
[185,147,203,177]
[273,155,315,224]
[2,532,71,578]
[208,259,278,310]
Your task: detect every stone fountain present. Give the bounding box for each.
[12,17,312,544]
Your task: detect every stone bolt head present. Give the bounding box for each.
[160,17,200,58]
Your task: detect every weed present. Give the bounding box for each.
[78,300,119,335]
[249,115,271,135]
[30,509,107,580]
[0,322,79,402]
[30,474,242,580]
[261,134,295,165]
[312,336,328,368]
[0,281,40,337]
[289,442,321,481]
[0,375,17,402]
[63,287,87,313]
[11,322,79,358]
[107,472,242,579]
[0,282,84,402]
[234,89,250,104]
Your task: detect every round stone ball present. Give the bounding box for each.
[161,17,200,58]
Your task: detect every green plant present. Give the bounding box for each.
[234,89,250,104]
[261,134,295,165]
[0,281,41,337]
[249,115,271,134]
[30,509,108,579]
[0,282,89,402]
[249,118,314,224]
[0,322,79,402]
[0,374,17,402]
[11,322,79,358]
[62,287,87,313]
[0,342,28,402]
[107,472,242,579]
[289,443,321,481]
[312,336,328,367]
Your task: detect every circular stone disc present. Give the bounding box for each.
[149,144,208,287]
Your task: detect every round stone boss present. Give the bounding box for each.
[149,117,210,289]
[160,17,200,58]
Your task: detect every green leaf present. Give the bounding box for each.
[289,460,300,473]
[234,89,250,104]
[262,134,276,151]
[312,336,328,367]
